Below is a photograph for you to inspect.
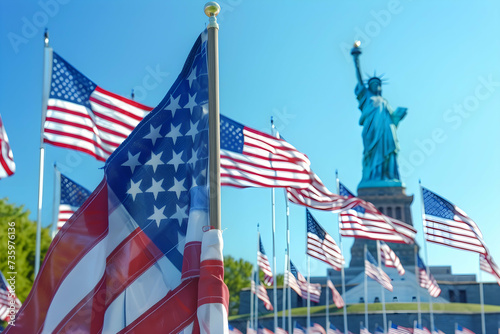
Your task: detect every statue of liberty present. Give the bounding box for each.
[351,41,407,189]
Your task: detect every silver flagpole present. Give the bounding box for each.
[256,228,260,331]
[307,257,311,333]
[282,249,287,330]
[335,171,349,334]
[284,190,292,332]
[479,259,486,334]
[415,245,422,326]
[35,29,53,276]
[419,180,435,331]
[250,267,255,330]
[376,240,387,333]
[50,164,61,239]
[364,244,368,330]
[326,269,330,330]
[205,2,221,230]
[270,118,278,332]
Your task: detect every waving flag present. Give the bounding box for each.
[417,254,441,297]
[43,51,152,161]
[338,182,416,244]
[365,250,393,291]
[306,209,344,271]
[258,234,274,286]
[455,325,475,334]
[360,326,372,334]
[480,253,500,285]
[255,283,273,311]
[414,323,431,334]
[293,322,306,334]
[327,279,344,308]
[422,187,486,254]
[56,174,91,231]
[328,324,342,334]
[258,325,275,334]
[0,114,15,179]
[0,271,21,323]
[229,323,244,334]
[388,323,413,334]
[276,327,288,334]
[432,328,445,334]
[288,261,321,303]
[379,241,405,276]
[6,31,229,333]
[310,322,326,334]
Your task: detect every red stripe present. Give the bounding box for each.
[43,139,107,162]
[47,106,91,120]
[424,225,481,241]
[221,154,309,174]
[425,236,485,254]
[197,258,229,311]
[424,217,476,231]
[220,173,309,188]
[4,181,109,334]
[91,108,136,132]
[0,152,13,176]
[94,86,153,112]
[44,127,113,155]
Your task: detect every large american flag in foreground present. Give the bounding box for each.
[365,250,393,291]
[379,241,405,276]
[306,209,344,271]
[338,182,416,244]
[327,279,344,308]
[287,261,321,303]
[258,234,274,286]
[0,114,15,179]
[43,51,152,161]
[56,173,91,231]
[422,187,486,254]
[417,254,441,297]
[480,253,500,285]
[6,31,229,333]
[0,271,21,323]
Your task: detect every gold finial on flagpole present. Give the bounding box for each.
[204,2,220,17]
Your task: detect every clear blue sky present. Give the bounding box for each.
[1,1,500,281]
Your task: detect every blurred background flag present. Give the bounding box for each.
[365,249,393,292]
[0,114,15,179]
[257,234,274,286]
[327,279,344,308]
[0,271,21,323]
[417,254,441,297]
[55,173,91,232]
[379,241,405,276]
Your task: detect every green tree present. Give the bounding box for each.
[0,198,52,302]
[224,255,253,315]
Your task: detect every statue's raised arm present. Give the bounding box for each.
[351,41,364,87]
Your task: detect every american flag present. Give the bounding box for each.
[365,250,393,291]
[276,326,288,334]
[229,323,244,334]
[374,326,386,334]
[247,325,258,334]
[310,322,326,334]
[255,283,273,311]
[0,271,21,322]
[258,234,274,286]
[0,114,15,179]
[43,51,152,161]
[417,254,441,297]
[327,279,344,308]
[338,182,416,244]
[480,253,500,285]
[293,322,306,334]
[328,324,342,334]
[360,326,372,334]
[422,187,487,254]
[288,261,321,303]
[56,173,91,231]
[388,323,413,334]
[258,325,275,334]
[414,323,431,334]
[306,209,344,271]
[5,31,230,333]
[432,328,445,334]
[220,115,311,188]
[455,325,475,334]
[379,241,405,276]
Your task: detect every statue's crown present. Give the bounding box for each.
[366,71,387,86]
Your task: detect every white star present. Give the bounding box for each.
[185,120,199,138]
[126,179,142,201]
[145,152,163,173]
[187,66,197,88]
[146,178,165,200]
[184,93,198,114]
[168,177,186,199]
[187,148,198,165]
[122,151,141,173]
[191,175,199,188]
[164,94,181,116]
[167,151,184,173]
[143,124,162,146]
[167,123,183,145]
[170,204,188,222]
[148,205,167,227]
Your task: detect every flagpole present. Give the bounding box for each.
[415,245,422,326]
[376,240,387,333]
[250,267,255,330]
[326,269,330,331]
[307,257,311,333]
[35,29,53,276]
[282,249,287,331]
[419,180,435,331]
[284,190,292,332]
[205,2,221,230]
[364,243,369,331]
[50,164,60,239]
[479,259,486,334]
[270,119,278,332]
[256,227,260,331]
[336,171,349,334]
